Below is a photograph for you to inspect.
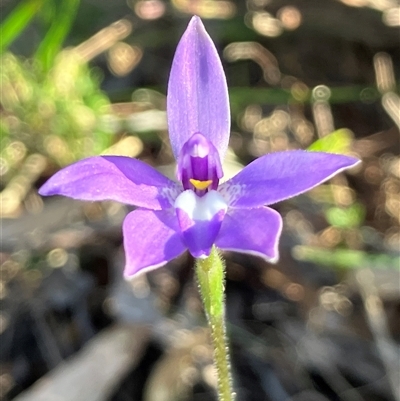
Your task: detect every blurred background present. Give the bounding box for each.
[0,0,399,400]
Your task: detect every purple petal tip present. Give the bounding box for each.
[167,14,230,161]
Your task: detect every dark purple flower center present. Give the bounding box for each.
[177,133,223,196]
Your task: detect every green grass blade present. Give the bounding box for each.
[34,0,80,71]
[0,0,45,53]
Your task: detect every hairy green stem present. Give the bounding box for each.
[195,247,234,401]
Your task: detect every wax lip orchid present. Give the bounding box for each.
[39,16,360,277]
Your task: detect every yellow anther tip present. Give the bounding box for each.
[190,179,212,190]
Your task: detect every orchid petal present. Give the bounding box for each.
[167,16,230,161]
[174,190,227,258]
[219,151,360,208]
[216,207,282,262]
[39,156,181,210]
[123,209,186,277]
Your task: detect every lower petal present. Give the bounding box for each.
[123,209,186,277]
[175,190,227,258]
[215,207,282,262]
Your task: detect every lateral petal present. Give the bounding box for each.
[219,151,360,208]
[216,207,282,262]
[167,16,230,161]
[39,156,181,210]
[123,209,186,277]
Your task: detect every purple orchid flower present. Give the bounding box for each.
[39,16,360,277]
